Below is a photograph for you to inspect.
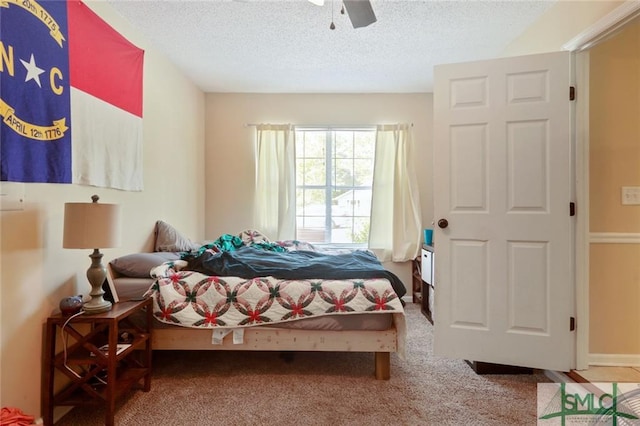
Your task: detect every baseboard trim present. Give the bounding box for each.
[588,353,640,367]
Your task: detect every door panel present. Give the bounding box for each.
[507,241,548,334]
[508,120,548,211]
[451,125,487,211]
[450,240,488,329]
[433,51,575,372]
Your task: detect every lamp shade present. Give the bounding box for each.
[63,200,121,249]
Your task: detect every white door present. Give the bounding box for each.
[433,51,575,372]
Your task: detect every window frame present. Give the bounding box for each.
[294,126,376,248]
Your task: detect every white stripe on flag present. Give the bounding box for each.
[71,88,143,191]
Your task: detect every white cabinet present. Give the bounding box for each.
[420,245,435,324]
[421,247,434,286]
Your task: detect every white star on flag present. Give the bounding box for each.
[20,53,45,88]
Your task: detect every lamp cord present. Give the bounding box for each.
[59,310,107,385]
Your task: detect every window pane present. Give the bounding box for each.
[333,159,353,187]
[333,216,351,228]
[296,188,305,212]
[353,159,374,186]
[352,217,370,244]
[295,131,304,154]
[303,132,326,158]
[304,158,326,186]
[296,217,325,243]
[296,189,326,213]
[354,132,375,158]
[296,186,325,243]
[301,216,325,228]
[352,189,372,215]
[296,159,305,185]
[334,132,353,158]
[331,214,352,244]
[332,189,352,216]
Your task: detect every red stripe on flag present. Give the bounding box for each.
[67,0,144,118]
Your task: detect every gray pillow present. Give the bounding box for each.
[154,220,200,252]
[109,252,182,278]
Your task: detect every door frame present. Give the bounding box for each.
[563,0,640,370]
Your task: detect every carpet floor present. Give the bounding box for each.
[56,303,549,425]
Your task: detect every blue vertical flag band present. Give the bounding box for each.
[1,0,72,183]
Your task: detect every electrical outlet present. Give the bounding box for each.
[621,186,640,205]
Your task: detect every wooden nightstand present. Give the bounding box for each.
[42,299,152,426]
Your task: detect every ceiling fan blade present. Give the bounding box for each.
[343,0,377,28]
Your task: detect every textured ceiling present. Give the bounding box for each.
[107,0,556,93]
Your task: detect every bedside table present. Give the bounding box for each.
[42,299,152,426]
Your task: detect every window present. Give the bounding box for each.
[295,128,376,246]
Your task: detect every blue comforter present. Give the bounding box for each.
[185,246,406,299]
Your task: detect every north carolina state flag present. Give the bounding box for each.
[0,0,144,190]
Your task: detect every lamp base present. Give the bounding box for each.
[83,299,112,315]
[83,248,113,315]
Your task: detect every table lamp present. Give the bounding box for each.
[63,195,121,314]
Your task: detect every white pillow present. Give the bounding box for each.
[154,220,200,252]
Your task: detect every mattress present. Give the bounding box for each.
[112,277,393,331]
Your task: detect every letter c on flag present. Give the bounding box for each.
[50,67,63,95]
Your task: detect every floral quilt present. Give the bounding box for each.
[147,260,404,329]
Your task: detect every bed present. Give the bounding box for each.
[106,224,407,380]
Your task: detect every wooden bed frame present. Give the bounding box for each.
[107,264,402,380]
[151,319,400,380]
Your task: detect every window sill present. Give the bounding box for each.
[311,243,369,254]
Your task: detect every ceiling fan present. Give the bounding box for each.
[308,0,377,29]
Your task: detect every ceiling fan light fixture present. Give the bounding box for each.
[309,0,377,31]
[343,0,377,28]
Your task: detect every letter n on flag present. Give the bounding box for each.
[0,0,144,191]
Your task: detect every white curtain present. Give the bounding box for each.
[254,124,296,241]
[369,124,422,262]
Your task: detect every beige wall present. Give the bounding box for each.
[588,17,640,354]
[204,93,433,287]
[590,244,640,354]
[0,0,631,418]
[0,1,205,418]
[503,0,624,56]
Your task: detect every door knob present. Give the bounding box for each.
[437,218,449,229]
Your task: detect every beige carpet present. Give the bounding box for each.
[56,303,548,425]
